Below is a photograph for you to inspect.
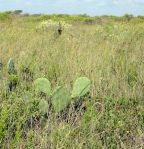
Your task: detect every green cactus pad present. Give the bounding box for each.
[34,78,51,96]
[39,99,49,115]
[52,86,71,113]
[71,77,91,98]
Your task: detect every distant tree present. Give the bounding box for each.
[102,15,109,17]
[22,13,30,17]
[13,10,23,15]
[79,13,89,18]
[137,15,144,19]
[5,11,13,14]
[124,14,134,21]
[32,14,42,16]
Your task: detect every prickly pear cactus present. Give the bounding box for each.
[52,86,71,113]
[7,58,17,75]
[33,78,51,96]
[39,99,49,115]
[71,77,91,98]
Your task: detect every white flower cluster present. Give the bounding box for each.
[36,20,72,31]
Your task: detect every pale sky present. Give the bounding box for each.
[0,0,144,16]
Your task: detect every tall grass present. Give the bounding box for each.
[0,18,144,148]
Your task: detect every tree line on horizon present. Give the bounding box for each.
[0,9,144,23]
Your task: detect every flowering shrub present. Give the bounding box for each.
[36,20,72,32]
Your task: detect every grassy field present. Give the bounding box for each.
[0,15,144,148]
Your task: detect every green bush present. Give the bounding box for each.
[0,13,12,21]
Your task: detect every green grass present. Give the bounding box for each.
[0,17,144,149]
